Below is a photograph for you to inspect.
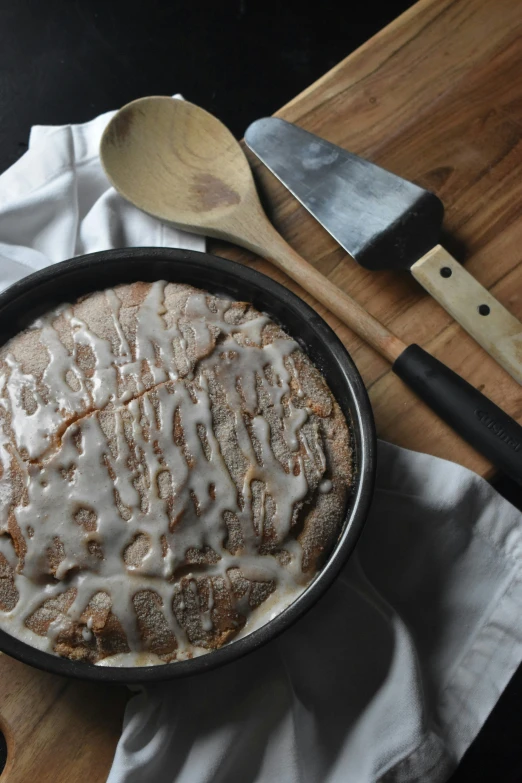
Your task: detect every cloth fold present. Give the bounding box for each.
[0,101,201,290]
[0,108,520,783]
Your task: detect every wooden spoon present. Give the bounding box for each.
[99,96,405,363]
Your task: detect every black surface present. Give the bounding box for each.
[0,0,521,779]
[449,662,522,783]
[0,0,412,174]
[0,248,376,681]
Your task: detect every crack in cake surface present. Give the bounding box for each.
[0,281,353,665]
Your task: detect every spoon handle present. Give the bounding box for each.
[255,227,406,363]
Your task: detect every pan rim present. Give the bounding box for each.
[0,247,376,683]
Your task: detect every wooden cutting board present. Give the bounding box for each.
[2,0,522,779]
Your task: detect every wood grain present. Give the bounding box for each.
[0,653,129,782]
[2,1,522,780]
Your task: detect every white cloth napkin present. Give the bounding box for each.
[0,109,521,783]
[0,104,202,287]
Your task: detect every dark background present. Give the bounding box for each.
[0,1,521,781]
[0,0,410,172]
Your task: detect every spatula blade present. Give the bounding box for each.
[245,118,444,271]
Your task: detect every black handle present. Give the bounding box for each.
[393,344,522,483]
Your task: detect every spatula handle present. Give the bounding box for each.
[393,345,522,483]
[411,245,522,385]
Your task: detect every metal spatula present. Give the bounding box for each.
[245,118,522,385]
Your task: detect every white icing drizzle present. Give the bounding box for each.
[0,281,330,665]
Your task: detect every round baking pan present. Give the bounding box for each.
[0,247,376,682]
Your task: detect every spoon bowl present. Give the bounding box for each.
[101,97,256,236]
